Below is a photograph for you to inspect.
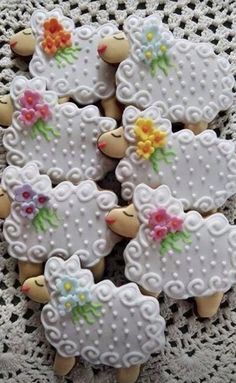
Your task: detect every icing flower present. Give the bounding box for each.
[134,118,154,141]
[150,225,168,242]
[18,108,38,127]
[56,277,79,297]
[149,208,170,227]
[142,25,159,44]
[20,201,38,220]
[19,90,42,109]
[168,216,183,233]
[14,184,36,202]
[139,44,156,64]
[137,140,155,159]
[59,295,77,314]
[35,104,52,122]
[33,194,49,208]
[44,17,63,37]
[56,30,72,48]
[150,130,167,148]
[75,288,92,306]
[41,35,60,56]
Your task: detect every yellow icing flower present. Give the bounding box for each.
[136,140,155,159]
[150,130,167,148]
[134,118,155,141]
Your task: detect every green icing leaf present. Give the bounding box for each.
[72,301,102,325]
[159,230,192,255]
[31,119,60,142]
[150,147,176,172]
[55,46,81,68]
[32,207,60,233]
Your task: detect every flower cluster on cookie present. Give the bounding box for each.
[134,117,175,171]
[41,17,81,66]
[139,24,172,76]
[56,276,102,325]
[148,208,191,255]
[13,183,60,232]
[18,89,60,141]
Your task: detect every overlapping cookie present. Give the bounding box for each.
[98,105,236,213]
[21,254,165,382]
[105,184,236,317]
[1,162,120,283]
[3,76,116,184]
[98,14,234,132]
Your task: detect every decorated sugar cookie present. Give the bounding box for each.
[21,254,165,382]
[3,76,116,184]
[98,105,236,213]
[2,162,120,283]
[105,184,236,317]
[98,14,234,132]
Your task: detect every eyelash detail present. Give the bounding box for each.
[23,31,32,35]
[111,133,122,138]
[0,100,7,104]
[0,194,5,197]
[123,211,134,217]
[35,280,44,287]
[113,36,125,40]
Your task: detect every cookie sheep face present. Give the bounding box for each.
[21,275,50,303]
[4,76,117,184]
[29,8,118,104]
[116,15,234,124]
[106,204,140,238]
[0,94,14,127]
[2,162,120,267]
[97,31,130,64]
[124,184,236,298]
[10,28,36,56]
[112,105,236,212]
[0,186,11,219]
[98,126,128,158]
[40,254,165,367]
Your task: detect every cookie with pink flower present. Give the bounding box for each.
[105,183,236,318]
[3,76,117,184]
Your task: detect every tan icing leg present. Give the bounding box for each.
[116,364,141,383]
[195,292,224,318]
[201,208,218,217]
[58,96,70,104]
[89,258,105,282]
[139,285,160,298]
[54,353,76,376]
[18,261,43,284]
[185,121,208,135]
[101,96,123,121]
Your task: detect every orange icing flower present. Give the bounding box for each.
[41,35,59,56]
[136,140,155,159]
[44,18,63,37]
[57,30,72,48]
[150,129,167,148]
[134,118,154,141]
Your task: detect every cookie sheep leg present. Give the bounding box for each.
[116,364,141,383]
[139,285,160,298]
[18,260,43,284]
[101,96,123,121]
[195,292,224,318]
[185,121,208,135]
[54,352,76,376]
[89,258,105,282]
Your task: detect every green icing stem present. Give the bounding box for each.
[150,52,172,77]
[150,147,176,172]
[32,207,60,232]
[72,301,102,325]
[30,119,60,141]
[159,230,192,256]
[55,46,81,68]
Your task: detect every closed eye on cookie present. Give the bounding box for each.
[35,280,44,287]
[111,133,122,138]
[123,211,134,217]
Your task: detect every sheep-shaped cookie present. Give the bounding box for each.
[98,14,234,134]
[3,76,117,184]
[1,162,120,283]
[105,184,236,318]
[0,9,123,127]
[21,254,166,383]
[98,105,236,213]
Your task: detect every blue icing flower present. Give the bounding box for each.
[139,43,158,64]
[56,276,79,297]
[142,24,160,45]
[74,287,92,306]
[58,294,77,315]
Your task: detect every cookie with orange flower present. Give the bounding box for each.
[97,105,236,214]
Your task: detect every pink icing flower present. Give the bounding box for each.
[150,225,168,242]
[149,208,170,228]
[19,90,42,109]
[18,108,38,127]
[33,193,49,208]
[168,217,183,233]
[20,201,38,220]
[35,103,52,122]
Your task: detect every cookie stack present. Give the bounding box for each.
[0,8,235,383]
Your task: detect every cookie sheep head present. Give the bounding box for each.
[97,31,130,64]
[0,187,11,219]
[21,275,49,303]
[10,28,36,56]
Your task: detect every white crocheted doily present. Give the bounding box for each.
[0,1,236,382]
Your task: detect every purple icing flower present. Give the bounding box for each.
[18,108,39,127]
[20,201,38,220]
[149,208,170,228]
[19,89,42,109]
[150,225,168,242]
[35,103,52,122]
[14,184,36,202]
[33,193,49,208]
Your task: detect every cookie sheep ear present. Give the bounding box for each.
[21,275,50,303]
[105,204,140,238]
[0,94,14,127]
[9,28,36,56]
[97,126,128,159]
[97,32,130,64]
[0,188,11,219]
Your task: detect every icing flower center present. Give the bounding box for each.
[64,282,73,291]
[23,191,31,199]
[147,32,154,41]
